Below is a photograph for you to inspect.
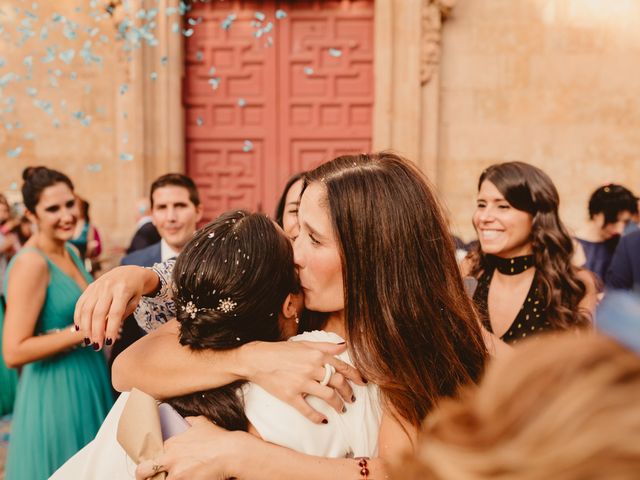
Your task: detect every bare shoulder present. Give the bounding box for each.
[10,249,48,277]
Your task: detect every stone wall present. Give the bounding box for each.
[438,0,640,241]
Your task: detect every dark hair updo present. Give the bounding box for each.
[167,210,299,430]
[22,166,74,213]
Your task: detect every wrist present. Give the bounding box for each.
[235,341,260,382]
[142,268,161,295]
[222,430,258,477]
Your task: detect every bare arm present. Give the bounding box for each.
[3,251,84,368]
[113,318,364,422]
[137,409,415,480]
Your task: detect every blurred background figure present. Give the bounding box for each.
[107,174,202,398]
[397,332,640,480]
[69,197,103,274]
[3,167,113,479]
[464,162,596,344]
[606,229,640,293]
[624,197,640,235]
[126,197,160,254]
[575,184,637,283]
[274,172,304,240]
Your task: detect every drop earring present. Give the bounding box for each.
[294,312,300,325]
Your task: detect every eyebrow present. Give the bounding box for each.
[301,219,326,240]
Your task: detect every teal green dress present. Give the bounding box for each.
[0,300,18,415]
[3,245,113,480]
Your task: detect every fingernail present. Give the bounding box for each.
[351,395,356,402]
[74,324,79,331]
[322,419,328,424]
[92,342,100,351]
[83,338,91,346]
[337,341,346,345]
[341,406,347,413]
[105,338,113,346]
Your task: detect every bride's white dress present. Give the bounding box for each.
[50,330,382,479]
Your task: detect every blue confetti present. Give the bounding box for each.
[51,13,64,23]
[195,51,203,61]
[41,46,56,63]
[24,56,34,67]
[0,73,16,88]
[263,22,273,33]
[24,132,36,140]
[33,99,53,115]
[9,182,18,190]
[255,11,266,21]
[119,83,128,95]
[304,67,314,75]
[160,56,168,65]
[275,9,287,20]
[4,123,13,131]
[166,7,177,16]
[328,48,342,58]
[26,87,37,97]
[119,152,134,161]
[49,76,59,88]
[243,140,254,152]
[150,71,157,80]
[172,22,180,33]
[237,98,246,107]
[196,116,203,126]
[221,13,237,31]
[183,28,194,37]
[39,26,48,40]
[99,35,109,44]
[70,71,78,80]
[59,48,75,64]
[88,27,99,37]
[208,77,220,90]
[54,69,62,76]
[52,118,61,128]
[87,163,102,172]
[209,67,216,75]
[7,147,23,158]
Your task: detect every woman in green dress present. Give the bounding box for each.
[2,167,113,479]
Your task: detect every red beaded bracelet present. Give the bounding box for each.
[356,457,370,479]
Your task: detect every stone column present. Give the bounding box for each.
[373,0,455,185]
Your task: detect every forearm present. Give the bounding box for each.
[3,328,84,368]
[230,433,388,479]
[111,321,246,397]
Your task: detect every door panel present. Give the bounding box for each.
[184,0,374,220]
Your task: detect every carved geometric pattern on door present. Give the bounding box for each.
[184,0,374,221]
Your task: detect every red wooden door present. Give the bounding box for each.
[184,0,374,221]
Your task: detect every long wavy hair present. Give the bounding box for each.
[167,210,299,430]
[303,152,488,427]
[469,162,591,329]
[398,333,640,479]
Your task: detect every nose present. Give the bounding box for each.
[166,205,178,221]
[477,205,495,223]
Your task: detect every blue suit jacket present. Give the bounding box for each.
[120,241,162,268]
[606,230,640,293]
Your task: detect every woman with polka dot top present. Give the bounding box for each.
[462,162,597,344]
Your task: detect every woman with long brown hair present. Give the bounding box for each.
[77,152,489,478]
[465,162,597,343]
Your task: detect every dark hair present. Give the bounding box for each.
[167,210,299,430]
[303,151,488,427]
[275,172,305,227]
[21,166,74,214]
[588,184,636,225]
[469,161,591,329]
[77,197,90,223]
[150,173,200,208]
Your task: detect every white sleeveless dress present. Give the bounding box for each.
[50,330,382,479]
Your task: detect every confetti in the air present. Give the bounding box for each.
[221,13,237,31]
[254,11,266,22]
[7,147,23,158]
[304,67,314,75]
[242,140,253,152]
[119,152,134,162]
[275,9,287,20]
[196,116,204,126]
[237,98,246,107]
[328,48,342,58]
[87,163,102,172]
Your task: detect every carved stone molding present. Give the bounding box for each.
[421,0,456,85]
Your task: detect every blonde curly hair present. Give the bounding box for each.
[397,333,640,479]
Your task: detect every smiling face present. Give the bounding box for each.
[30,182,79,242]
[282,178,303,240]
[473,180,534,258]
[151,185,203,252]
[293,182,344,314]
[596,211,632,240]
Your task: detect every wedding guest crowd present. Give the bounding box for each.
[2,154,640,479]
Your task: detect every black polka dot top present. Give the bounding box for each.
[472,254,552,345]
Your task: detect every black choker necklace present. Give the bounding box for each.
[487,254,535,275]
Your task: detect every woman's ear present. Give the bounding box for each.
[281,294,298,320]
